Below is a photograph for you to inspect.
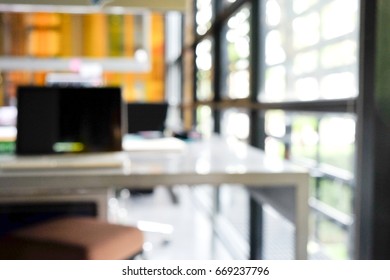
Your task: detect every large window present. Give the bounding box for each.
[190,0,359,260]
[260,0,359,102]
[261,0,359,259]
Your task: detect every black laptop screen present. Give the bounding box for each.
[16,86,123,155]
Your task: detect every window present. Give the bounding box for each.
[190,0,359,259]
[260,0,359,102]
[196,38,214,101]
[220,5,251,99]
[260,0,359,259]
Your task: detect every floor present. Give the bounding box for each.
[108,184,308,260]
[109,185,234,260]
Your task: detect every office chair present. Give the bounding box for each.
[125,102,178,200]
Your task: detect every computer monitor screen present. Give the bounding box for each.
[16,86,123,155]
[127,102,168,134]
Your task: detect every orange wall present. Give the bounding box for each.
[0,12,165,104]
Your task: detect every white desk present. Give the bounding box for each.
[0,136,309,259]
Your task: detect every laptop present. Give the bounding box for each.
[16,86,124,155]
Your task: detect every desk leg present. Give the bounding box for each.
[249,196,264,260]
[295,181,309,260]
[211,186,221,236]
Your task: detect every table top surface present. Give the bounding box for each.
[0,136,308,190]
[0,136,306,174]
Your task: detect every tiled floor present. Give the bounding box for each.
[109,186,234,260]
[109,185,314,260]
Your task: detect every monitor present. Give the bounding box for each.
[16,86,124,155]
[126,102,168,134]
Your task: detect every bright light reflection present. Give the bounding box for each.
[293,0,317,14]
[226,164,247,174]
[264,137,285,170]
[197,106,213,137]
[224,111,250,139]
[293,50,318,75]
[265,30,286,65]
[196,40,212,71]
[265,110,286,138]
[321,72,356,99]
[196,54,212,71]
[322,0,358,40]
[295,77,320,101]
[321,40,356,69]
[229,70,249,99]
[137,221,174,235]
[195,158,211,174]
[196,0,212,35]
[293,13,320,49]
[134,48,148,62]
[226,136,248,159]
[292,124,319,146]
[235,37,250,58]
[266,0,281,26]
[264,66,286,101]
[235,58,249,70]
[320,117,355,145]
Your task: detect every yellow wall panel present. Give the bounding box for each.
[28,30,60,57]
[108,14,124,57]
[4,13,26,56]
[123,15,135,58]
[70,14,83,57]
[59,14,72,57]
[82,14,107,57]
[24,13,60,27]
[146,13,165,102]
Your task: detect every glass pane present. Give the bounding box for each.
[319,178,353,214]
[196,38,214,101]
[293,0,318,14]
[263,66,286,101]
[196,105,214,138]
[321,0,359,40]
[196,0,213,35]
[265,30,286,65]
[222,0,238,8]
[292,13,320,49]
[259,0,359,102]
[266,0,282,27]
[293,50,318,75]
[290,114,319,163]
[265,110,286,138]
[221,109,250,141]
[320,40,357,69]
[316,215,350,259]
[264,137,286,159]
[318,116,355,172]
[221,4,250,99]
[289,113,356,172]
[294,77,320,100]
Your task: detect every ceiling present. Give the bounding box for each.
[0,0,188,13]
